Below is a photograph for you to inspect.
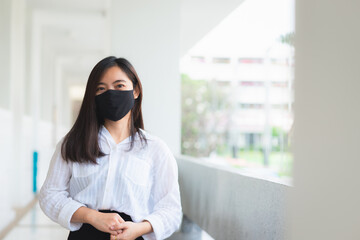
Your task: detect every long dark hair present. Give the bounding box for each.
[61,56,147,164]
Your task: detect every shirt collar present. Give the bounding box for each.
[99,125,143,150]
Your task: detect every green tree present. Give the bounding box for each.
[280,32,295,47]
[181,74,231,157]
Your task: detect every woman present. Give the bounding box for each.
[39,56,182,240]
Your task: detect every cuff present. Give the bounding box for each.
[58,200,86,231]
[142,214,164,240]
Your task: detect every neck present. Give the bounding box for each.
[103,111,132,144]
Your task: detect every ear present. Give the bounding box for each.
[133,86,139,99]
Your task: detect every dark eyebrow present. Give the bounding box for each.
[112,80,126,84]
[97,80,127,86]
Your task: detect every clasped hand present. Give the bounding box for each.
[110,221,142,240]
[89,212,142,240]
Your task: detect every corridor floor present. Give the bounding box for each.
[3,200,213,240]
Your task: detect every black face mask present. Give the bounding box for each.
[95,89,135,122]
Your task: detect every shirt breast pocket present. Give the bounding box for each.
[125,156,151,186]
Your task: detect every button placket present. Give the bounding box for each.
[100,146,117,209]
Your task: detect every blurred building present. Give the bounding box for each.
[181,52,294,150]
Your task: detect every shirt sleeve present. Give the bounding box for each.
[142,139,183,240]
[38,138,86,231]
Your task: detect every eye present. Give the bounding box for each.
[116,84,125,88]
[96,87,105,91]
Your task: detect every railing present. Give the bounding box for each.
[176,155,290,240]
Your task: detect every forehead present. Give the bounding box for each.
[99,66,131,84]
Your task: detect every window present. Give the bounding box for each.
[180,0,295,182]
[212,57,231,64]
[238,58,263,64]
[191,56,206,63]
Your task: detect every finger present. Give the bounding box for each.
[119,222,130,228]
[109,230,119,236]
[117,216,125,223]
[110,221,126,232]
[110,235,120,240]
[116,229,123,235]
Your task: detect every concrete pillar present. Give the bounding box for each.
[110,0,181,154]
[290,0,360,239]
[0,0,11,109]
[0,0,28,230]
[30,12,41,154]
[9,0,30,207]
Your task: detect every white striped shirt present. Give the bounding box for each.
[39,125,182,240]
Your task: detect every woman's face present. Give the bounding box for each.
[95,66,139,99]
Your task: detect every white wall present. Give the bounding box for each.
[0,0,27,230]
[0,110,15,231]
[0,0,66,232]
[110,0,182,154]
[289,0,360,239]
